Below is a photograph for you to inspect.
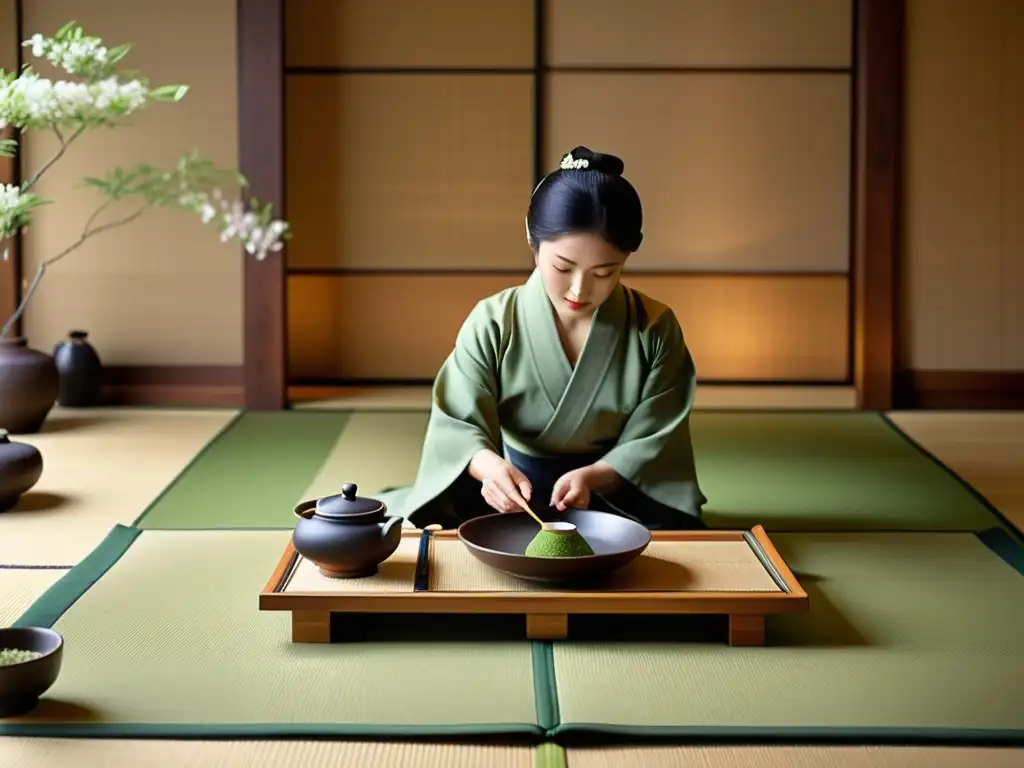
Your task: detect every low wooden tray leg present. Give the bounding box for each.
[292,610,331,643]
[526,613,568,640]
[728,614,765,646]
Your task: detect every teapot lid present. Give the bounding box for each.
[315,483,384,519]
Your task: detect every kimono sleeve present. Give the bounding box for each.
[398,293,515,524]
[423,298,507,462]
[598,308,706,515]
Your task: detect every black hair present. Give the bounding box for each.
[526,146,643,254]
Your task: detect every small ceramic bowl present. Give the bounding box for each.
[0,626,64,718]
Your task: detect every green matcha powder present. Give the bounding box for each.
[524,530,595,558]
[0,648,44,666]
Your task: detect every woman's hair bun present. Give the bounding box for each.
[557,146,625,177]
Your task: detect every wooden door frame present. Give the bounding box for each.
[0,0,23,337]
[852,0,904,411]
[236,0,905,412]
[238,0,287,409]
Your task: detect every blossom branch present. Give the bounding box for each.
[0,200,148,339]
[0,22,290,339]
[21,124,86,193]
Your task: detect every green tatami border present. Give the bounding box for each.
[543,725,1024,748]
[532,642,560,732]
[978,526,1024,576]
[13,524,141,630]
[879,412,1024,543]
[0,723,547,741]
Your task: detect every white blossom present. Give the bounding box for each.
[0,183,27,239]
[0,183,21,210]
[2,26,290,266]
[0,70,148,128]
[175,188,287,260]
[23,32,109,76]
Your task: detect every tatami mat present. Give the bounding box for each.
[136,411,429,529]
[1,739,1020,767]
[0,567,68,627]
[550,530,1024,741]
[130,410,1007,534]
[135,411,351,529]
[0,739,536,767]
[298,410,429,504]
[2,526,541,738]
[289,385,859,411]
[888,411,1024,533]
[0,407,238,565]
[563,745,1024,767]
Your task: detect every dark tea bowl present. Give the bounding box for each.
[0,626,64,718]
[457,507,651,585]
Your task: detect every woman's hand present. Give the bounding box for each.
[550,467,592,511]
[551,462,623,511]
[468,449,533,513]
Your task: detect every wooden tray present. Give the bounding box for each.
[258,525,808,646]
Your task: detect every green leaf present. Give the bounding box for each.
[106,43,133,65]
[148,84,190,102]
[79,177,112,192]
[55,20,78,39]
[0,138,17,159]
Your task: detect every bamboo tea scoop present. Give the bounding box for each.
[511,494,577,533]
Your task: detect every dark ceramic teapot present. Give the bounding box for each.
[292,482,404,579]
[0,429,43,512]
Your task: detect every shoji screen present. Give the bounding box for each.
[285,0,853,383]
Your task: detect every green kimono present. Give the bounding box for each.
[399,268,706,529]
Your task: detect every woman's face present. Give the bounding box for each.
[534,232,627,318]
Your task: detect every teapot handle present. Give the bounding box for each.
[380,515,404,538]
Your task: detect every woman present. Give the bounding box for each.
[399,146,707,531]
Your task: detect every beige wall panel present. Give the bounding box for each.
[902,0,1003,370]
[546,0,851,68]
[0,0,16,70]
[545,73,851,273]
[285,0,534,69]
[288,274,849,382]
[1002,0,1024,369]
[286,74,534,270]
[624,275,849,381]
[22,272,241,365]
[19,0,241,364]
[288,274,522,380]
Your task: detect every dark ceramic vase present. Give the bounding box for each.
[292,483,404,578]
[0,338,59,434]
[0,428,43,512]
[53,330,103,407]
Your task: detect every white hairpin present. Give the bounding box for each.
[559,152,590,170]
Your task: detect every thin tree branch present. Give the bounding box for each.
[0,200,149,339]
[20,124,87,194]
